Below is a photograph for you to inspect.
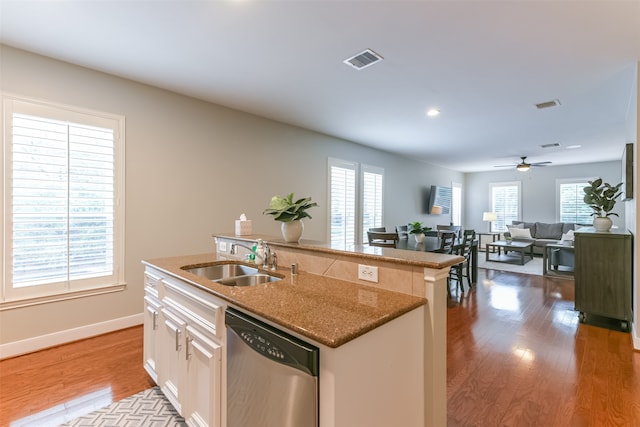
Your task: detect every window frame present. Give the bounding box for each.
[1,94,126,308]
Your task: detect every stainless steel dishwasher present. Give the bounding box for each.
[225,307,320,427]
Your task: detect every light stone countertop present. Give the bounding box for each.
[144,252,426,348]
[215,233,465,269]
[144,233,462,348]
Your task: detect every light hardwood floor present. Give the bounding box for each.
[1,267,639,426]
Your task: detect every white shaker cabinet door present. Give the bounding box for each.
[159,307,187,414]
[184,325,222,427]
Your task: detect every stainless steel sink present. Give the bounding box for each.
[184,264,259,281]
[182,263,281,287]
[216,273,281,287]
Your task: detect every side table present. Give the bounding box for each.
[478,232,501,252]
[542,242,574,277]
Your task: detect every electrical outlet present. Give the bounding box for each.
[219,241,227,252]
[358,264,379,283]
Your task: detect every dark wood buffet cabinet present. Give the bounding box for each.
[574,227,633,331]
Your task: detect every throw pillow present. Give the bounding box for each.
[509,227,533,239]
[535,222,563,239]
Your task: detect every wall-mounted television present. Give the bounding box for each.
[427,185,452,215]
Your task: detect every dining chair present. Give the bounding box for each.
[368,227,387,232]
[395,225,409,239]
[449,229,476,295]
[367,231,399,247]
[437,224,462,239]
[435,231,456,254]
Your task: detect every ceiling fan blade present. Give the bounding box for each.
[531,161,552,166]
[493,164,516,168]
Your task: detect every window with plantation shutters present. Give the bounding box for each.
[328,158,384,246]
[2,96,125,304]
[361,165,384,241]
[329,159,357,247]
[558,179,592,224]
[490,181,521,232]
[451,182,462,226]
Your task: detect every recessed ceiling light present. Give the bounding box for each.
[565,145,582,149]
[426,109,440,117]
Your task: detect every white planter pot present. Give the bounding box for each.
[414,233,425,243]
[593,216,613,232]
[281,220,304,242]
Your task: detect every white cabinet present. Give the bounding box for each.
[185,325,222,427]
[143,271,162,382]
[144,267,225,427]
[159,305,187,413]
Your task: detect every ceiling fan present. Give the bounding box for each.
[494,156,552,172]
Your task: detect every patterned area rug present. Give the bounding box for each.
[60,387,185,427]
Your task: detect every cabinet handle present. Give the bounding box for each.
[152,311,158,330]
[175,328,181,352]
[186,336,193,361]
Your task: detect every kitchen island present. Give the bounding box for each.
[143,233,462,427]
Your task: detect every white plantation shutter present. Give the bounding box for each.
[490,182,521,232]
[3,97,124,302]
[329,159,384,246]
[559,181,592,224]
[451,182,462,226]
[361,165,383,241]
[329,159,356,247]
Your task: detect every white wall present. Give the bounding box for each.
[464,161,625,232]
[0,45,462,349]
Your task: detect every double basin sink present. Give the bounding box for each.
[183,262,281,287]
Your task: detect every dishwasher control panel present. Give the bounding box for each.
[226,308,319,376]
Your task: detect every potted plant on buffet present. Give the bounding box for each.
[583,178,622,232]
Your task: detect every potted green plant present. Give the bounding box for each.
[408,221,432,243]
[583,178,622,232]
[263,193,318,242]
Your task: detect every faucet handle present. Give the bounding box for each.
[270,252,278,271]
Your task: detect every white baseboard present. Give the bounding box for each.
[0,313,143,359]
[633,323,639,350]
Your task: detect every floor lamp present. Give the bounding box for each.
[482,212,497,233]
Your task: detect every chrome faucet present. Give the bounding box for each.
[229,241,275,270]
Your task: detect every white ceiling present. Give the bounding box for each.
[1,0,639,172]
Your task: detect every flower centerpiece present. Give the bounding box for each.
[408,221,432,243]
[263,193,318,242]
[583,178,622,232]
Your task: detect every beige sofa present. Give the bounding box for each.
[504,221,577,255]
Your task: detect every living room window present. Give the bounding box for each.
[490,181,521,232]
[557,179,592,224]
[328,158,384,246]
[451,182,462,226]
[2,95,125,306]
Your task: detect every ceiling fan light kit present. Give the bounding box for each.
[494,156,551,171]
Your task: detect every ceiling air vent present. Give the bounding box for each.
[343,49,383,70]
[535,99,561,109]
